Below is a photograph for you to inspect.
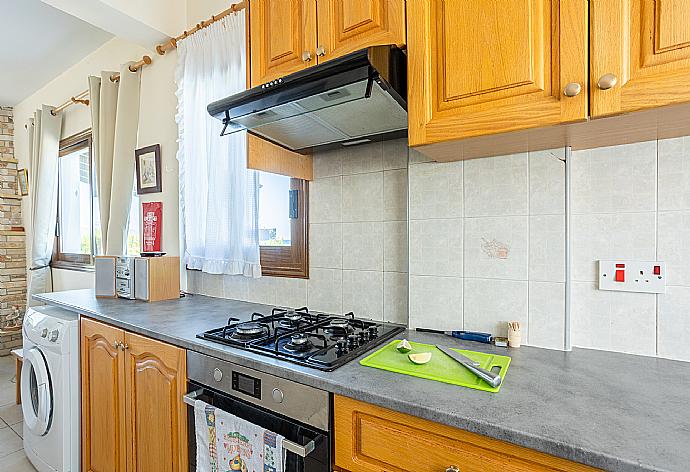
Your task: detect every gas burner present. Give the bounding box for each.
[284,333,313,352]
[285,311,303,321]
[233,322,267,339]
[325,318,349,329]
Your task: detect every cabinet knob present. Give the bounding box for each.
[446,466,460,472]
[597,73,618,90]
[316,46,326,57]
[120,343,129,351]
[563,82,582,97]
[302,51,312,62]
[113,341,120,350]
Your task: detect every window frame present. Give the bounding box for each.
[52,129,95,272]
[259,177,309,278]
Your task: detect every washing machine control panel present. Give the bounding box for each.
[25,310,67,345]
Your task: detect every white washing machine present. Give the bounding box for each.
[22,306,80,472]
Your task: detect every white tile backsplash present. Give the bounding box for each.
[658,286,690,361]
[658,136,690,211]
[307,268,343,313]
[571,282,656,356]
[409,275,463,330]
[570,141,657,214]
[274,277,308,308]
[529,214,566,283]
[571,212,657,282]
[383,221,408,273]
[309,223,343,269]
[409,219,463,277]
[384,271,408,324]
[342,172,383,222]
[383,169,408,221]
[309,176,342,223]
[341,141,384,175]
[342,270,384,321]
[463,216,529,280]
[409,160,463,220]
[529,149,565,215]
[383,138,409,170]
[312,148,343,179]
[528,281,565,349]
[657,210,690,286]
[463,153,529,217]
[463,278,528,338]
[342,222,384,271]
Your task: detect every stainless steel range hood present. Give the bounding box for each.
[207,46,407,154]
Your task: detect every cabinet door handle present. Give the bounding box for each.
[316,46,326,57]
[563,82,582,97]
[597,73,618,90]
[301,51,312,62]
[446,466,460,472]
[113,341,121,351]
[120,343,129,351]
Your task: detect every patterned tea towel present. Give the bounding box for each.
[195,399,285,472]
[195,400,219,472]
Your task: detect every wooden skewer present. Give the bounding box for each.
[156,1,246,55]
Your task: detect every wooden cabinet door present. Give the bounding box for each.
[81,318,126,472]
[250,0,317,86]
[316,0,406,62]
[590,0,690,117]
[334,395,600,472]
[124,332,187,472]
[407,0,588,147]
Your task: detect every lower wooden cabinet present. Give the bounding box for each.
[81,318,187,472]
[334,395,600,472]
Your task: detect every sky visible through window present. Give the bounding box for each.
[258,171,291,246]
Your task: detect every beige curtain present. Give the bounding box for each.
[27,105,62,302]
[88,63,142,255]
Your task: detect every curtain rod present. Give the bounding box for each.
[156,1,247,55]
[48,55,152,116]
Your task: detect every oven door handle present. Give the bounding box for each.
[183,389,317,458]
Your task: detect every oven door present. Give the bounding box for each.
[185,381,330,472]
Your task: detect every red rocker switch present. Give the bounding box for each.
[615,269,625,282]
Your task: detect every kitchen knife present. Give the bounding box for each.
[416,328,493,344]
[436,345,502,388]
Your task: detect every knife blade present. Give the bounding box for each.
[436,345,502,388]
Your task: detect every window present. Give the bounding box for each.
[53,131,95,269]
[53,130,141,270]
[257,172,308,278]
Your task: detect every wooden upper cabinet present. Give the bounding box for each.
[81,318,127,472]
[124,332,187,472]
[316,0,406,62]
[407,0,588,147]
[250,0,317,86]
[590,0,690,117]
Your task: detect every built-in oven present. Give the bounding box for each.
[185,351,330,472]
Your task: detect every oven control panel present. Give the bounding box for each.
[232,371,261,399]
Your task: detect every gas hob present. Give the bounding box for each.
[198,307,405,371]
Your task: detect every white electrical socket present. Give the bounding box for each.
[598,260,666,294]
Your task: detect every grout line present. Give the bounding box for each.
[461,160,465,331]
[526,151,531,345]
[655,138,660,357]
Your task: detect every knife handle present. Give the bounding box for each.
[451,331,493,344]
[464,363,502,388]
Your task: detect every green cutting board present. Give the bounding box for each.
[360,340,511,393]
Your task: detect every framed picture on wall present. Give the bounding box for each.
[17,169,28,196]
[135,144,162,194]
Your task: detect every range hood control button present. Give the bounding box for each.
[213,368,223,382]
[272,388,284,403]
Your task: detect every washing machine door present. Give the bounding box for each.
[21,346,53,436]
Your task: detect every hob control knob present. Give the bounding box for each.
[41,328,48,338]
[272,388,284,403]
[213,368,223,382]
[49,330,59,342]
[347,334,359,349]
[368,326,378,337]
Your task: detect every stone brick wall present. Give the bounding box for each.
[0,107,27,356]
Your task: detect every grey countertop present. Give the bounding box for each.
[34,289,690,472]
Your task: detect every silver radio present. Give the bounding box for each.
[115,256,136,299]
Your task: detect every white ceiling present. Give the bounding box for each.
[0,0,113,106]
